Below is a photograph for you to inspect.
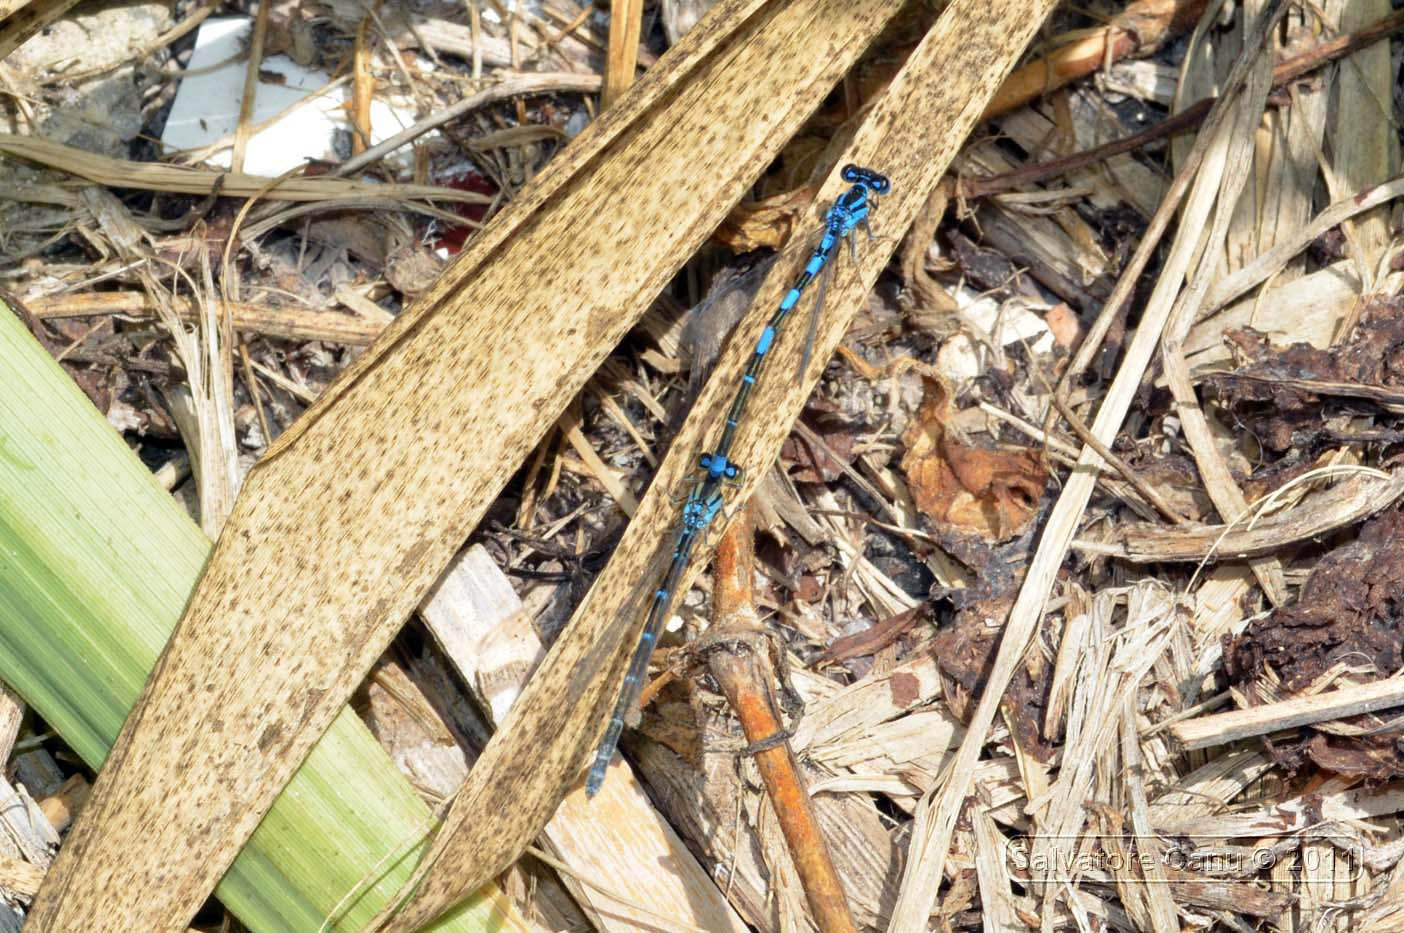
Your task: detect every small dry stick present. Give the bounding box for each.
[333,72,602,176]
[28,291,385,346]
[231,0,272,173]
[238,342,273,449]
[602,0,644,108]
[1051,395,1190,525]
[1171,676,1404,750]
[708,506,856,933]
[351,3,379,155]
[978,0,1206,121]
[467,0,483,80]
[535,3,594,65]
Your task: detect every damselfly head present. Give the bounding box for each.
[699,452,740,481]
[840,164,891,195]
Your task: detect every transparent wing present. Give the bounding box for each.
[798,238,835,378]
[680,255,777,380]
[681,220,830,390]
[584,517,706,795]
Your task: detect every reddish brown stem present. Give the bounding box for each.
[980,0,1208,121]
[965,7,1404,199]
[708,508,856,933]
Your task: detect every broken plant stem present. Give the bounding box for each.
[978,0,1206,121]
[1051,394,1190,525]
[966,8,1404,199]
[708,506,855,933]
[1171,675,1404,750]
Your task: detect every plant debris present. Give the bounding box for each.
[7,0,1404,930]
[1226,508,1404,781]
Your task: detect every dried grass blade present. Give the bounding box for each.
[1076,469,1404,563]
[0,133,487,204]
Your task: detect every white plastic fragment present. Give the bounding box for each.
[161,17,420,176]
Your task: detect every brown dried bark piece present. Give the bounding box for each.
[713,183,820,252]
[930,594,1056,762]
[1206,295,1404,452]
[1225,508,1404,780]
